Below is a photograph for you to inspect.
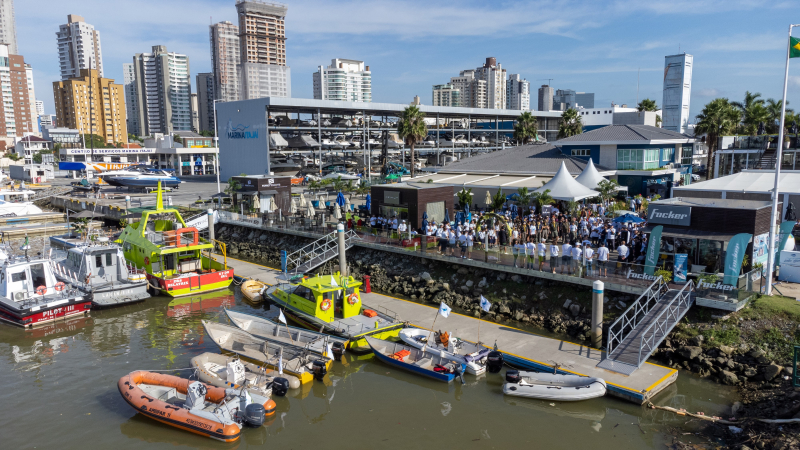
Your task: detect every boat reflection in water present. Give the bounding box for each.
[24,315,90,340]
[167,290,235,318]
[360,352,454,394]
[503,395,607,422]
[120,414,242,450]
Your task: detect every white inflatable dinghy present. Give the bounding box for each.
[502,370,606,402]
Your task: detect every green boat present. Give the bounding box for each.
[265,272,402,353]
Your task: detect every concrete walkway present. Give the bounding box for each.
[216,254,678,405]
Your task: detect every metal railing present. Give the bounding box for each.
[284,228,361,273]
[635,280,694,367]
[606,276,668,356]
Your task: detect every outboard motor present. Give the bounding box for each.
[505,369,521,384]
[331,342,346,360]
[243,403,266,427]
[272,377,289,397]
[486,351,504,373]
[453,364,465,385]
[312,360,327,381]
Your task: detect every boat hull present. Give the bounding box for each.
[0,297,91,328]
[149,269,234,297]
[114,178,182,188]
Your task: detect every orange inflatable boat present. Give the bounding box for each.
[118,370,276,442]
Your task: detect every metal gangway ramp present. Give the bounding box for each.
[285,229,361,274]
[597,278,695,375]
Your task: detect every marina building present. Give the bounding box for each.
[313,59,371,102]
[196,72,215,134]
[131,45,193,135]
[506,74,530,111]
[236,0,291,99]
[537,85,554,111]
[662,53,693,134]
[52,68,127,145]
[0,44,34,143]
[56,15,103,81]
[210,21,241,103]
[553,89,595,110]
[577,105,661,131]
[0,0,16,55]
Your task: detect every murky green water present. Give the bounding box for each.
[0,288,737,449]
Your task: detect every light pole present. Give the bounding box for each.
[213,99,223,207]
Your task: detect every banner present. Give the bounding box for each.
[778,221,796,266]
[674,254,688,284]
[723,233,752,286]
[644,225,662,276]
[281,250,287,273]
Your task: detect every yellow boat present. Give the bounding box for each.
[240,279,267,303]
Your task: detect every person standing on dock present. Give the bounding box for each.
[549,240,559,274]
[561,240,572,275]
[537,239,546,271]
[597,242,609,277]
[571,242,583,277]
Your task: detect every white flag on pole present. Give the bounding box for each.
[439,302,451,318]
[480,295,492,313]
[330,275,338,287]
[278,309,287,324]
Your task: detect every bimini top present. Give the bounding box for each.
[534,161,599,201]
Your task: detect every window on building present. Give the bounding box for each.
[681,144,694,166]
[662,147,674,163]
[571,149,590,157]
[617,148,660,170]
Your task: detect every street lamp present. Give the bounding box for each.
[213,99,223,207]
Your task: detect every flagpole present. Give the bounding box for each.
[280,308,295,345]
[425,309,440,344]
[766,24,799,295]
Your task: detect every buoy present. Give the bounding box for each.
[35,285,47,296]
[55,281,66,292]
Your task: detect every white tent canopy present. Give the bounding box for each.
[574,158,606,190]
[534,162,599,201]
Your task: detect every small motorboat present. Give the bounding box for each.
[191,352,300,397]
[502,370,607,402]
[240,280,267,303]
[225,308,347,359]
[398,327,489,375]
[202,320,331,385]
[366,336,466,384]
[117,370,276,442]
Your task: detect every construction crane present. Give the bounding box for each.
[538,78,554,85]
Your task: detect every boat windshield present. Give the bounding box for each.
[30,263,46,287]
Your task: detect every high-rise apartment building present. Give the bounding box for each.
[131,45,192,136]
[553,89,594,110]
[52,69,127,145]
[0,44,32,140]
[506,74,530,111]
[196,72,214,134]
[122,62,140,136]
[56,15,103,81]
[236,0,291,99]
[537,85,554,111]
[433,58,508,109]
[313,59,371,102]
[25,63,38,134]
[35,100,44,116]
[210,21,240,103]
[0,0,17,55]
[662,53,693,134]
[431,83,461,107]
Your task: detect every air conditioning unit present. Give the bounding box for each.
[14,291,29,301]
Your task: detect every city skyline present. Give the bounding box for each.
[14,0,800,124]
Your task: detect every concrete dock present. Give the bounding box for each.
[217,255,678,405]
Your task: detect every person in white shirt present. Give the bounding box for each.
[537,240,547,271]
[370,216,377,235]
[549,240,559,274]
[511,238,520,267]
[571,243,583,277]
[525,238,536,269]
[398,220,407,235]
[597,243,609,277]
[448,227,457,256]
[561,241,572,275]
[617,242,630,274]
[458,232,468,258]
[466,231,474,258]
[584,245,595,276]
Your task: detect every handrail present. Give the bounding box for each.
[635,280,694,367]
[606,276,666,355]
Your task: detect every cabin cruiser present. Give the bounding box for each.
[386,133,404,149]
[111,170,182,189]
[0,247,90,328]
[54,239,150,308]
[0,189,42,217]
[99,164,156,186]
[346,136,363,149]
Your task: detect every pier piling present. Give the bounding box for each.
[592,280,604,348]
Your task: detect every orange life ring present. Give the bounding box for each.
[320,298,332,311]
[144,257,150,265]
[347,293,359,305]
[35,285,47,296]
[55,281,66,292]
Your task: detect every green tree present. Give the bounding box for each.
[513,111,538,144]
[199,130,214,138]
[456,188,473,209]
[490,189,505,212]
[557,108,582,139]
[637,98,658,112]
[7,152,20,161]
[531,188,554,214]
[765,98,793,134]
[127,133,143,143]
[173,134,183,144]
[732,91,764,132]
[397,105,427,178]
[32,150,53,164]
[596,179,620,203]
[694,98,740,180]
[516,186,534,213]
[742,102,770,136]
[224,176,242,197]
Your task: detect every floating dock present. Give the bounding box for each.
[217,255,678,405]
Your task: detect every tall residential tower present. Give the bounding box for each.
[236,0,291,99]
[662,53,693,134]
[313,59,371,102]
[506,74,530,111]
[122,62,140,136]
[131,45,192,135]
[196,72,215,134]
[52,69,127,145]
[56,15,103,80]
[210,21,240,102]
[0,0,17,55]
[432,58,508,109]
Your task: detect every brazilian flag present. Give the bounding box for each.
[792,37,800,58]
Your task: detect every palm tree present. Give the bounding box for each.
[765,98,794,134]
[516,187,534,213]
[637,99,658,112]
[531,189,554,214]
[557,108,582,139]
[513,111,538,144]
[743,103,770,136]
[397,105,427,178]
[694,98,740,180]
[732,91,764,132]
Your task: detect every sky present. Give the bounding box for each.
[16,0,800,124]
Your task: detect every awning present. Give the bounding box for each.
[643,225,737,241]
[259,190,278,195]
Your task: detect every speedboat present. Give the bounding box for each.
[269,156,302,177]
[502,369,607,401]
[366,336,466,383]
[321,171,361,186]
[118,370,275,442]
[398,327,488,375]
[54,239,150,308]
[0,247,90,328]
[112,170,182,189]
[269,132,288,148]
[0,198,42,217]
